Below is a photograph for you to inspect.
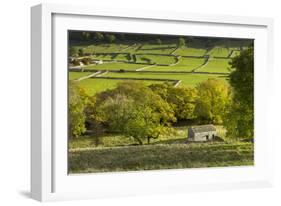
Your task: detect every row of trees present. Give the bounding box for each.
[69,31,251,48]
[69,78,231,144]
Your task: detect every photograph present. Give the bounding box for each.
[67,30,254,174]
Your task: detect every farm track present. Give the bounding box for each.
[136,64,156,71]
[120,43,137,51]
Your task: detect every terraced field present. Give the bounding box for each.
[174,47,207,56]
[91,53,129,61]
[101,72,228,87]
[77,77,165,95]
[136,54,177,65]
[207,47,230,57]
[70,43,243,94]
[75,44,130,53]
[84,62,147,71]
[136,44,177,54]
[69,72,93,80]
[197,59,231,73]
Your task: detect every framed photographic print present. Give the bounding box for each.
[31,3,274,202]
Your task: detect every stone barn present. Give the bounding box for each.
[188,125,216,142]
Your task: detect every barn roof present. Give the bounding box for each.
[190,125,216,133]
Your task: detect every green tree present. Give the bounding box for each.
[82,32,91,41]
[178,37,186,48]
[167,86,197,120]
[69,47,78,57]
[78,48,84,57]
[150,84,197,121]
[195,78,231,124]
[224,47,254,139]
[93,32,104,42]
[93,81,175,144]
[105,34,116,43]
[69,82,88,138]
[156,38,162,45]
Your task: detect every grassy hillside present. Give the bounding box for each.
[69,142,254,173]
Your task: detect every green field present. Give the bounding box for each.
[69,141,254,173]
[230,50,241,58]
[68,123,253,174]
[84,62,147,71]
[146,57,206,72]
[136,44,177,54]
[69,72,93,80]
[207,47,230,57]
[136,54,177,65]
[197,59,231,73]
[73,44,130,53]
[77,78,165,95]
[174,47,207,56]
[91,53,129,61]
[102,72,228,87]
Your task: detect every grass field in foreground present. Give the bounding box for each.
[102,72,229,87]
[197,59,231,73]
[84,62,147,71]
[68,142,254,173]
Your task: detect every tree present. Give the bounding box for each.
[93,81,175,144]
[195,78,231,124]
[93,32,104,42]
[78,48,84,57]
[156,38,162,45]
[150,84,197,121]
[224,47,254,139]
[105,34,116,43]
[82,32,91,41]
[178,37,186,48]
[166,86,197,120]
[69,47,78,57]
[69,82,89,138]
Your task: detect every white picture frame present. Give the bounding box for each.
[31,3,274,202]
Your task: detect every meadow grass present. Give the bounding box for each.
[77,78,164,95]
[197,59,232,73]
[136,44,177,54]
[174,47,207,56]
[102,72,229,87]
[69,72,93,80]
[146,57,205,72]
[207,47,230,57]
[84,62,147,71]
[69,126,189,149]
[68,141,254,173]
[230,50,241,58]
[136,54,177,65]
[73,44,130,53]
